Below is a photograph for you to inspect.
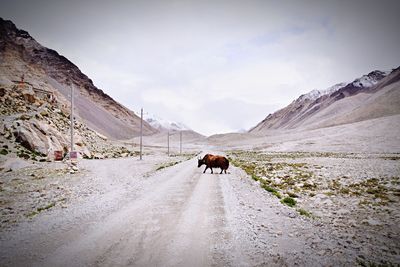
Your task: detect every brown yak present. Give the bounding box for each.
[198,154,229,174]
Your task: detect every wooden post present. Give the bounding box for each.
[140,108,143,160]
[167,131,170,156]
[19,74,25,89]
[70,83,74,153]
[180,131,182,155]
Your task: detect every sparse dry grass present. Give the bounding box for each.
[156,161,180,171]
[227,150,400,221]
[155,152,198,171]
[227,150,317,203]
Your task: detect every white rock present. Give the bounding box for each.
[365,217,382,226]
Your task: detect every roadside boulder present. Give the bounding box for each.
[13,119,68,157]
[14,124,45,153]
[73,133,84,147]
[78,146,92,159]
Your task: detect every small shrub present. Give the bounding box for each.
[251,174,259,181]
[156,161,180,171]
[281,197,296,207]
[287,191,299,198]
[272,191,282,199]
[27,211,39,217]
[242,164,256,176]
[156,165,165,171]
[303,182,316,189]
[262,184,276,193]
[27,202,56,217]
[340,187,350,194]
[0,148,8,155]
[297,208,312,217]
[37,202,56,212]
[358,199,370,206]
[17,151,30,160]
[366,187,380,194]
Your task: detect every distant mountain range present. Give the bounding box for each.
[250,68,400,133]
[142,112,190,132]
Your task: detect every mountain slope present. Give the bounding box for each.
[0,18,157,139]
[250,68,400,133]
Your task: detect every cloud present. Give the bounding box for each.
[1,0,399,135]
[141,88,201,111]
[187,98,280,135]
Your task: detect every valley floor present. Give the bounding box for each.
[0,148,399,266]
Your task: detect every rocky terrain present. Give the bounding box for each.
[0,83,142,164]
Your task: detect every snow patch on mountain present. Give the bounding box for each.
[321,82,347,96]
[299,82,347,102]
[141,112,190,132]
[351,70,390,88]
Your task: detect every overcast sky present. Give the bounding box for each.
[1,0,399,135]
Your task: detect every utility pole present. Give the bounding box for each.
[140,108,143,160]
[70,83,74,154]
[167,131,170,156]
[180,131,182,155]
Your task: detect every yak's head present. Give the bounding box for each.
[197,157,204,168]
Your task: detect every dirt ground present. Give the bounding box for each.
[0,147,399,266]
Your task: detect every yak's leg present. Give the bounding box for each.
[220,168,223,174]
[203,166,208,173]
[224,169,227,174]
[210,167,213,174]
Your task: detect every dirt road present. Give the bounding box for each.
[0,155,366,266]
[40,159,230,267]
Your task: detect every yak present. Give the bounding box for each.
[198,154,229,174]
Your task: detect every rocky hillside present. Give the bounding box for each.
[0,18,157,140]
[0,84,140,161]
[250,68,400,133]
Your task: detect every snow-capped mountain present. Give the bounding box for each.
[142,112,190,132]
[298,82,347,102]
[350,70,389,88]
[321,82,348,96]
[250,68,398,133]
[296,70,389,104]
